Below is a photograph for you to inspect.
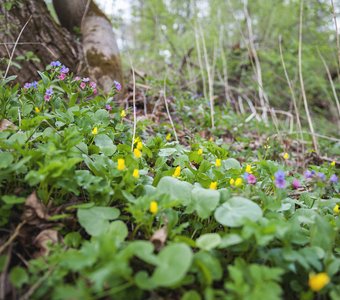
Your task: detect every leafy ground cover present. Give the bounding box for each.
[0,63,339,299]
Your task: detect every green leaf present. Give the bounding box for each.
[157,176,193,205]
[182,290,202,300]
[107,220,128,244]
[94,134,116,156]
[223,158,241,170]
[158,148,177,157]
[9,266,28,289]
[196,233,221,251]
[136,243,193,289]
[187,187,219,219]
[1,195,25,204]
[77,206,120,236]
[214,197,262,227]
[0,152,13,169]
[151,243,193,287]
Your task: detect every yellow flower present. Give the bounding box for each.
[333,204,339,215]
[117,158,125,171]
[133,169,139,178]
[34,107,40,113]
[120,109,126,118]
[245,164,252,173]
[149,201,158,214]
[166,133,171,141]
[308,273,330,292]
[331,161,335,167]
[91,127,98,135]
[209,181,217,190]
[134,136,141,144]
[215,159,221,167]
[197,148,203,155]
[283,152,289,160]
[136,141,143,150]
[134,148,142,159]
[173,166,181,178]
[235,178,243,187]
[230,178,235,186]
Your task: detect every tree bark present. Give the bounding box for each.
[0,0,83,84]
[0,0,123,93]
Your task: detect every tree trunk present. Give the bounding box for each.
[0,0,123,93]
[0,0,83,84]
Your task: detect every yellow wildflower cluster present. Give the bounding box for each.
[245,164,252,173]
[230,178,243,187]
[133,169,139,178]
[197,148,203,155]
[91,127,98,135]
[120,109,126,118]
[117,158,125,171]
[134,148,142,159]
[166,133,172,141]
[308,273,330,292]
[173,166,181,178]
[149,201,158,214]
[209,181,217,190]
[215,159,221,167]
[283,152,289,160]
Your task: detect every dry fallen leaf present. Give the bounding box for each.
[22,191,50,223]
[150,226,167,251]
[0,119,16,131]
[34,229,59,256]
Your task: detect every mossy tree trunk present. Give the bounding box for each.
[0,0,123,92]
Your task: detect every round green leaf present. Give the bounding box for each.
[94,134,116,156]
[196,233,221,251]
[188,187,219,219]
[9,266,28,289]
[151,243,193,287]
[157,176,193,205]
[77,206,120,236]
[223,158,241,170]
[214,197,262,227]
[0,152,13,169]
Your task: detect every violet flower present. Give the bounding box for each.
[274,170,286,189]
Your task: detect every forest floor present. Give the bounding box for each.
[0,66,340,300]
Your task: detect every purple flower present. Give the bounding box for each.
[31,81,38,89]
[24,82,31,89]
[58,73,66,80]
[74,76,81,81]
[60,65,69,74]
[80,82,86,90]
[243,172,249,180]
[292,178,301,189]
[330,174,338,184]
[105,104,112,111]
[304,170,315,179]
[317,172,326,181]
[50,61,61,67]
[93,88,97,95]
[247,174,257,185]
[89,81,97,89]
[114,80,121,91]
[44,95,51,102]
[82,77,90,82]
[274,170,286,189]
[45,87,53,96]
